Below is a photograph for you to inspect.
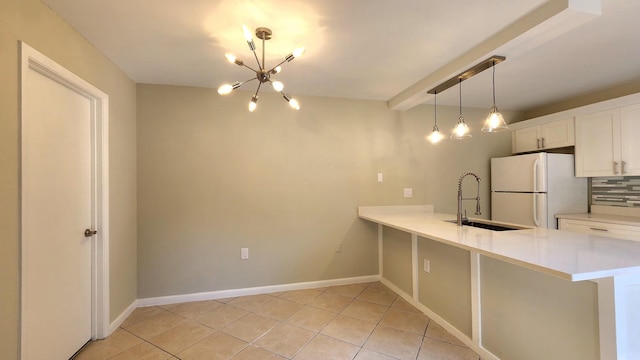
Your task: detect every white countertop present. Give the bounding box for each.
[359,206,640,282]
[556,212,640,226]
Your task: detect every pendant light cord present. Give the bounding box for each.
[434,91,438,126]
[492,61,496,106]
[459,78,462,116]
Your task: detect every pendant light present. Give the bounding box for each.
[451,78,471,139]
[482,61,509,132]
[426,90,444,144]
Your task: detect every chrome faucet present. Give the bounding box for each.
[457,172,482,226]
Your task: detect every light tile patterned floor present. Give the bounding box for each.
[75,282,480,360]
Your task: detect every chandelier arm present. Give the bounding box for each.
[249,46,262,71]
[253,82,262,98]
[269,59,289,73]
[241,63,260,73]
[236,76,259,87]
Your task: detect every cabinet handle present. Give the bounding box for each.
[614,161,619,175]
[589,227,609,232]
[537,138,541,149]
[541,137,545,148]
[622,161,627,174]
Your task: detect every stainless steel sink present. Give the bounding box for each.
[444,219,524,231]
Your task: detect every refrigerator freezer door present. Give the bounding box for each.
[491,192,548,228]
[491,153,547,192]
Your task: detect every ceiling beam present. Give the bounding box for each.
[387,0,601,111]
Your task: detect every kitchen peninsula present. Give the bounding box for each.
[359,205,640,360]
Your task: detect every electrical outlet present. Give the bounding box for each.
[424,259,431,273]
[404,188,413,198]
[241,248,249,260]
[335,243,342,253]
[377,173,383,182]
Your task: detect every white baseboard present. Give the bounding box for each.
[136,275,381,307]
[107,299,138,336]
[379,277,500,360]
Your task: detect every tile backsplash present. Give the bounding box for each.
[591,177,640,207]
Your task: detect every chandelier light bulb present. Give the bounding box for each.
[242,24,253,41]
[288,98,300,110]
[272,81,284,92]
[249,96,258,112]
[292,47,305,58]
[286,47,306,62]
[272,66,282,74]
[218,84,233,95]
[224,53,243,66]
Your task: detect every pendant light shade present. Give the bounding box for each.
[451,79,471,139]
[427,91,445,144]
[452,117,471,139]
[483,106,507,132]
[482,61,508,132]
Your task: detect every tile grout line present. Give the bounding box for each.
[115,326,177,360]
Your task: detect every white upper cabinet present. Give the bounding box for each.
[620,104,640,175]
[512,118,574,154]
[575,103,640,177]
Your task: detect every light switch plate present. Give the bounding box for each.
[424,259,431,273]
[241,248,249,260]
[377,173,383,182]
[404,188,413,198]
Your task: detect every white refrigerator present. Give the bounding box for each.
[491,153,587,229]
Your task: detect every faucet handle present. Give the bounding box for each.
[463,209,468,220]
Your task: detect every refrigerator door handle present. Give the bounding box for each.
[533,194,539,227]
[532,159,539,192]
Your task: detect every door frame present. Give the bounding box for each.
[19,42,110,354]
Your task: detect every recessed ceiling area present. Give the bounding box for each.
[41,0,640,113]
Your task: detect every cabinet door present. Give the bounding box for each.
[541,118,574,149]
[513,126,541,153]
[575,110,619,177]
[558,219,640,242]
[620,104,640,175]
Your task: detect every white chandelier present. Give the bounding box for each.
[218,25,305,112]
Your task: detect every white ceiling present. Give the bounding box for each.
[41,0,640,112]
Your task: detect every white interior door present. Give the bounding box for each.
[21,45,104,360]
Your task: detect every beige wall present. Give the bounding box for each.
[0,0,137,357]
[481,256,598,360]
[382,227,413,295]
[136,85,414,297]
[417,237,472,337]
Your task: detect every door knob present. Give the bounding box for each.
[84,229,97,237]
